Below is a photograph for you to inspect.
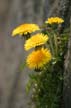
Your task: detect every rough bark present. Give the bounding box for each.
[63,16,71,108]
[59,0,71,30]
[58,0,71,108]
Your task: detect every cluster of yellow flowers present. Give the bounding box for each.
[12,17,64,69]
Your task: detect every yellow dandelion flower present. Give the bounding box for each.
[45,17,64,24]
[26,48,52,69]
[12,24,40,36]
[24,33,48,50]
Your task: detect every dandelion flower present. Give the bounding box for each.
[45,17,64,24]
[26,48,52,69]
[24,33,48,50]
[12,24,40,36]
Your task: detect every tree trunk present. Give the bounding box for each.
[63,16,71,108]
[58,0,71,107]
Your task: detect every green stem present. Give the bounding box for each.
[53,34,58,57]
[47,32,55,56]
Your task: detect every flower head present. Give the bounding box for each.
[26,48,52,69]
[45,17,64,24]
[24,33,48,50]
[12,24,40,36]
